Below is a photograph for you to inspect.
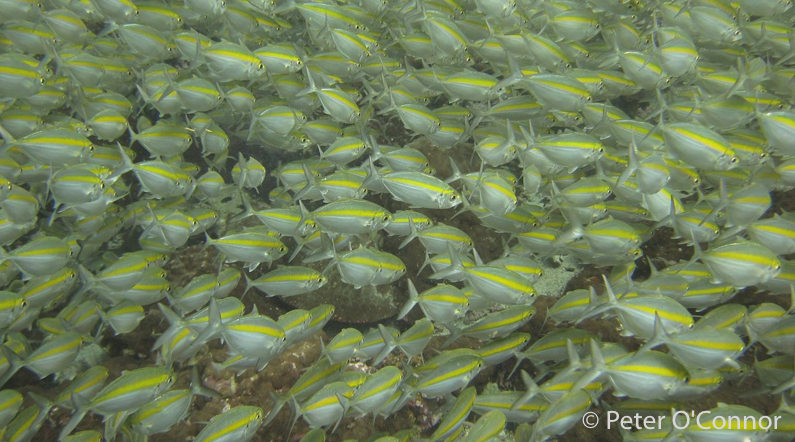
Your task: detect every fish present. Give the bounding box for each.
[379,169,462,209]
[0,0,792,438]
[374,318,434,364]
[222,314,285,359]
[203,41,265,82]
[394,103,441,135]
[4,393,52,442]
[474,389,548,423]
[265,358,345,426]
[300,71,361,124]
[661,122,738,170]
[117,23,174,61]
[323,328,363,364]
[398,279,468,323]
[195,405,263,442]
[445,304,536,345]
[9,128,93,165]
[254,44,304,74]
[2,235,72,276]
[643,318,744,370]
[333,246,405,288]
[522,74,590,112]
[578,276,693,339]
[349,366,402,417]
[128,389,193,436]
[532,390,592,441]
[408,353,484,398]
[580,340,689,400]
[206,230,288,269]
[697,240,781,287]
[462,409,506,442]
[0,54,45,98]
[0,389,24,429]
[462,264,536,305]
[60,366,174,439]
[401,223,473,255]
[298,381,354,430]
[477,332,531,366]
[102,304,145,334]
[430,386,476,440]
[311,199,391,235]
[245,265,327,297]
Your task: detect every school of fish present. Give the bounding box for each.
[1,0,795,440]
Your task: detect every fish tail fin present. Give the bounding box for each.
[397,279,419,320]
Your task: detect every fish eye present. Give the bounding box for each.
[451,194,458,200]
[733,30,740,36]
[730,157,738,163]
[382,215,389,221]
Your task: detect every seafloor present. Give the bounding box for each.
[15,137,791,442]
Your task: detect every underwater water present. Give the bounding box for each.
[1,0,795,441]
